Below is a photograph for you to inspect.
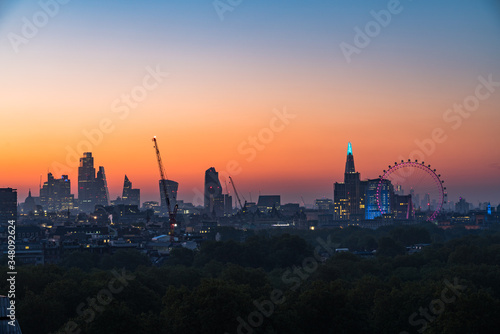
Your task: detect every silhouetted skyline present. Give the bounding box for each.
[1,1,499,206]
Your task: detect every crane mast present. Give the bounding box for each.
[152,136,178,242]
[228,176,244,210]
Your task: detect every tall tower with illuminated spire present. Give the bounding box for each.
[345,142,355,174]
[333,142,366,221]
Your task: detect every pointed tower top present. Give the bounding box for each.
[123,175,132,189]
[344,142,356,174]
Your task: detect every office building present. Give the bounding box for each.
[224,194,233,216]
[77,152,108,212]
[159,179,178,210]
[122,175,140,207]
[455,197,470,214]
[212,193,225,217]
[333,143,366,221]
[315,198,333,212]
[95,166,109,207]
[78,152,96,212]
[393,194,414,220]
[204,167,223,214]
[257,195,281,213]
[0,188,17,225]
[365,178,393,220]
[40,173,74,212]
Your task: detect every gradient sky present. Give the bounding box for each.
[1,0,500,207]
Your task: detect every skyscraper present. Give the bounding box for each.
[122,175,132,203]
[333,143,366,221]
[364,178,393,220]
[95,166,109,207]
[159,179,178,210]
[455,197,470,214]
[204,167,223,215]
[122,175,140,207]
[0,188,17,225]
[77,152,107,212]
[40,173,74,212]
[213,194,225,217]
[224,194,233,216]
[393,194,414,220]
[345,142,355,173]
[78,152,96,212]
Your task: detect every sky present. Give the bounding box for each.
[1,0,500,207]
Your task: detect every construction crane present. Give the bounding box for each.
[228,176,244,210]
[152,136,178,242]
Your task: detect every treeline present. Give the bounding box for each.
[2,224,500,333]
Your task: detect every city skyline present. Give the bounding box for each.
[1,0,500,206]
[6,145,498,210]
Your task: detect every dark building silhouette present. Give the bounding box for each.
[281,203,301,216]
[204,167,223,215]
[95,166,109,207]
[159,179,178,210]
[333,143,366,221]
[40,173,74,212]
[122,175,140,207]
[455,197,470,214]
[122,175,132,201]
[224,194,233,216]
[78,152,96,212]
[23,189,36,214]
[315,198,333,212]
[257,195,281,213]
[423,193,431,212]
[393,194,414,220]
[242,201,258,214]
[77,152,107,212]
[0,188,17,225]
[212,194,225,217]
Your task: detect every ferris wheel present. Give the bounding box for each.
[376,159,447,221]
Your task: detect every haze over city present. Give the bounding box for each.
[1,0,500,206]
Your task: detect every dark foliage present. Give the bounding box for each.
[3,225,500,333]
